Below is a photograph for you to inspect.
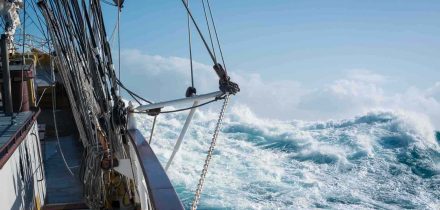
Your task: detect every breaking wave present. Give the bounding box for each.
[134,106,440,209]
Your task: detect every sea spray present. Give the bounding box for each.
[135,107,440,209]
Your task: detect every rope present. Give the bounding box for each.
[117,0,121,81]
[180,0,217,64]
[206,0,227,72]
[101,0,117,6]
[17,0,27,114]
[115,78,153,104]
[201,0,217,61]
[109,14,118,47]
[52,83,75,176]
[47,28,74,176]
[29,0,49,40]
[39,0,124,205]
[191,95,230,210]
[36,87,48,106]
[186,0,194,88]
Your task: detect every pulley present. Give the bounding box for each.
[112,0,125,8]
[213,63,240,95]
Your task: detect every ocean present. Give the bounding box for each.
[134,106,440,210]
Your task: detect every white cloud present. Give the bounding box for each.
[120,49,217,101]
[120,49,440,129]
[346,69,387,83]
[230,72,304,119]
[298,71,386,119]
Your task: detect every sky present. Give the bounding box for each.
[98,0,440,128]
[24,1,440,128]
[105,0,440,88]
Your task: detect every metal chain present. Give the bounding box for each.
[191,95,230,210]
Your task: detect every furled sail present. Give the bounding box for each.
[0,0,23,53]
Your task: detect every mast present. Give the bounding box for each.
[1,34,12,116]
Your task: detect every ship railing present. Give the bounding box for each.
[127,129,185,210]
[126,90,225,210]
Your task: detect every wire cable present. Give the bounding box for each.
[206,0,227,72]
[52,84,75,176]
[101,0,117,6]
[180,0,217,64]
[201,0,217,61]
[117,0,121,81]
[36,87,48,106]
[186,0,194,88]
[115,78,153,104]
[17,0,27,114]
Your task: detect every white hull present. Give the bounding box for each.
[0,121,46,210]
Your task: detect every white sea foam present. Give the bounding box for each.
[134,105,440,209]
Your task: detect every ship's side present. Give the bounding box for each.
[0,91,46,209]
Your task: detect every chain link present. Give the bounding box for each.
[191,95,230,210]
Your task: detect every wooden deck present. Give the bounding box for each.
[43,135,84,205]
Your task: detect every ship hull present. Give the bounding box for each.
[0,112,46,210]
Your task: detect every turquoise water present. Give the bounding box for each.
[136,108,440,209]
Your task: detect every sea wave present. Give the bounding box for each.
[134,106,440,209]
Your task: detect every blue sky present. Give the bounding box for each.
[98,1,440,128]
[104,0,440,90]
[18,0,440,127]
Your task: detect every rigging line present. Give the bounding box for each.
[24,12,45,39]
[180,0,217,64]
[42,20,51,177]
[28,1,48,40]
[206,0,227,72]
[47,28,75,177]
[31,133,45,182]
[101,0,117,7]
[148,116,157,144]
[17,0,27,114]
[29,0,46,30]
[117,0,121,81]
[186,0,194,88]
[36,87,48,106]
[118,83,143,105]
[109,16,118,46]
[115,78,153,104]
[52,79,75,176]
[127,90,142,105]
[201,0,217,60]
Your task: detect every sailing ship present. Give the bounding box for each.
[0,0,239,209]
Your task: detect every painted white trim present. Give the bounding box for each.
[135,91,223,112]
